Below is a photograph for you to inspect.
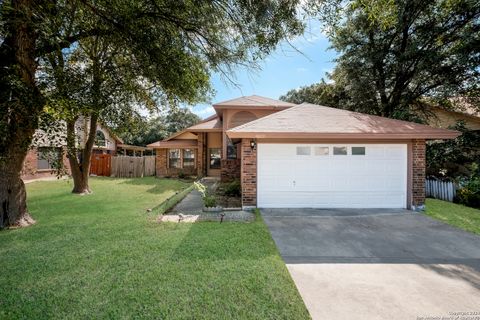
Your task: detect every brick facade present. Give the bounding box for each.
[197,133,205,177]
[240,139,257,208]
[22,147,71,180]
[155,148,199,178]
[412,139,426,210]
[220,159,241,182]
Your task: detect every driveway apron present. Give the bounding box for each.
[262,209,480,320]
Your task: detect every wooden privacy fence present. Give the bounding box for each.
[90,154,111,176]
[111,156,156,178]
[426,179,457,202]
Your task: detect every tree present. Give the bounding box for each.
[0,0,303,228]
[426,121,480,178]
[314,0,480,120]
[163,108,201,135]
[43,35,156,194]
[118,108,201,147]
[279,80,344,107]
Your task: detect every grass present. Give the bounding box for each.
[425,198,480,235]
[0,177,309,319]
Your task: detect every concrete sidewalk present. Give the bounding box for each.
[169,178,217,214]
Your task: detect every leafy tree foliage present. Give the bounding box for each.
[279,80,344,107]
[118,108,201,147]
[0,0,304,227]
[310,0,480,119]
[426,121,480,179]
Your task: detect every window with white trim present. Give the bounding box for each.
[352,146,366,155]
[296,146,311,155]
[314,147,329,156]
[333,146,347,155]
[183,149,195,167]
[168,149,181,168]
[37,147,61,170]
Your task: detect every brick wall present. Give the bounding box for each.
[240,139,257,207]
[155,148,197,177]
[21,147,71,180]
[220,159,240,182]
[412,139,426,209]
[197,133,205,177]
[156,149,168,177]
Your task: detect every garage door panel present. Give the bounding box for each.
[257,143,407,208]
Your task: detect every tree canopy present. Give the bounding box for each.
[296,0,480,120]
[118,108,201,147]
[0,0,304,227]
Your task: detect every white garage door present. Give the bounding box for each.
[257,143,407,208]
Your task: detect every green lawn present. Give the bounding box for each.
[0,177,309,320]
[425,198,480,235]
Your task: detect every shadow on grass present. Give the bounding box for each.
[120,177,190,195]
[169,214,278,263]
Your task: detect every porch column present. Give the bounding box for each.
[240,138,257,208]
[412,139,426,210]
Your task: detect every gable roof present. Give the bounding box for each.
[186,115,222,131]
[147,139,198,148]
[213,95,296,108]
[227,103,460,140]
[161,115,221,142]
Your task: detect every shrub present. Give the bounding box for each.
[224,180,241,197]
[455,163,480,208]
[178,171,187,179]
[194,181,217,208]
[203,195,217,208]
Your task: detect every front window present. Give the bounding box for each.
[95,130,106,147]
[168,149,181,168]
[183,149,195,167]
[227,138,237,159]
[37,147,61,170]
[209,148,221,169]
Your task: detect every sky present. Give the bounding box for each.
[190,20,338,118]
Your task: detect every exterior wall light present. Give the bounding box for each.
[250,140,257,150]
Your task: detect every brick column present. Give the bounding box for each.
[155,149,167,177]
[412,139,426,210]
[241,139,257,208]
[197,133,204,177]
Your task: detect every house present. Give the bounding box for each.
[147,95,459,210]
[425,105,480,131]
[22,119,123,180]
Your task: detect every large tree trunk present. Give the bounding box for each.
[0,143,36,228]
[67,114,99,194]
[0,0,41,228]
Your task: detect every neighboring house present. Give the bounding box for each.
[425,106,480,131]
[148,95,459,210]
[22,118,123,181]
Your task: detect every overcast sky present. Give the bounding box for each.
[190,20,338,118]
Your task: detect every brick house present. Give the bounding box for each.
[22,118,123,181]
[148,95,459,210]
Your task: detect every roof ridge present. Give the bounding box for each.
[301,103,448,130]
[243,95,271,106]
[212,96,248,106]
[228,103,304,132]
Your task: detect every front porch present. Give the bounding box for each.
[153,131,241,181]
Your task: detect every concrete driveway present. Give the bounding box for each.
[262,209,480,320]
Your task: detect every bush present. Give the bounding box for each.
[203,195,217,208]
[455,163,480,208]
[178,171,187,179]
[224,180,241,197]
[194,181,217,208]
